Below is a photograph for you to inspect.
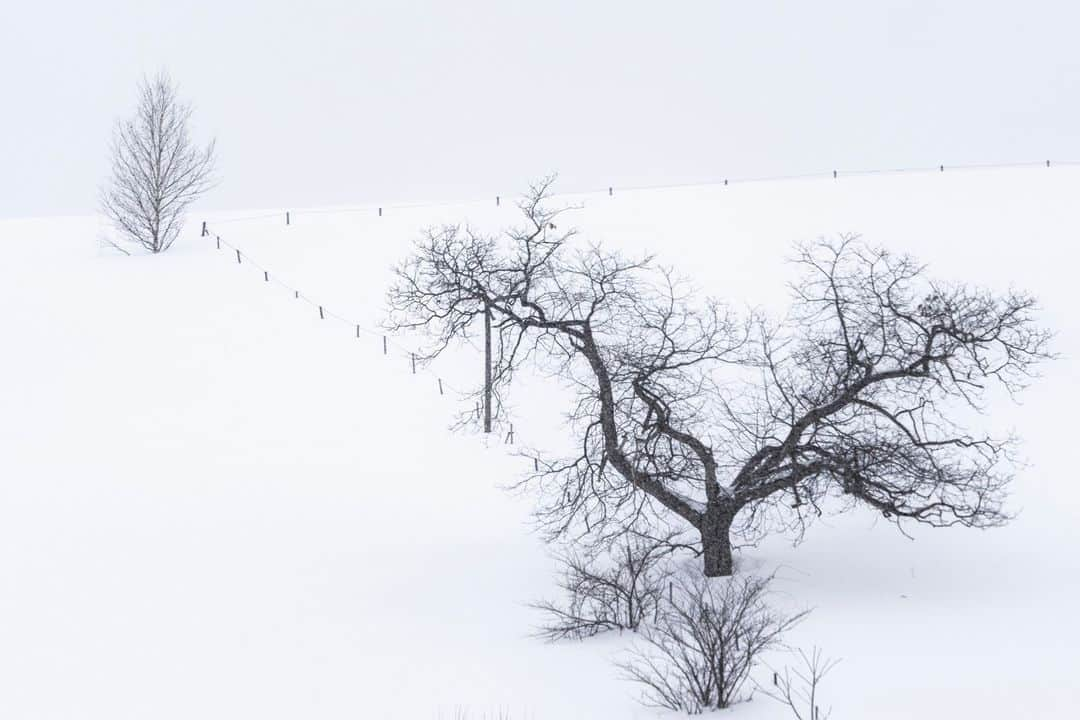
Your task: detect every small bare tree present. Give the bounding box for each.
[387,179,1052,576]
[758,647,840,720]
[101,71,216,253]
[532,532,687,640]
[617,572,807,713]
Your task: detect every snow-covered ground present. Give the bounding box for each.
[2,166,1078,718]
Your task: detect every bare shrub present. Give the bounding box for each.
[617,572,807,713]
[532,532,686,640]
[758,646,840,720]
[437,708,522,720]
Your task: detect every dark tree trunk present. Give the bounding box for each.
[701,509,735,577]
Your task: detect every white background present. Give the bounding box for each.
[2,0,1078,217]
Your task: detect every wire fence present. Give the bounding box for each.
[204,158,1078,226]
[201,222,498,432]
[200,157,1076,452]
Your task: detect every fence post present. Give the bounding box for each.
[356,324,360,338]
[484,307,492,433]
[383,336,387,355]
[216,236,220,250]
[235,249,241,264]
[264,271,269,282]
[438,378,444,395]
[286,211,290,225]
[201,221,207,237]
[496,195,500,206]
[608,186,613,196]
[378,207,383,217]
[295,290,299,299]
[411,353,416,374]
[833,169,837,179]
[319,306,324,320]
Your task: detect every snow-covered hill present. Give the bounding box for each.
[2,166,1078,719]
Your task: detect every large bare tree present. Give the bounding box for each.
[101,71,216,253]
[387,178,1052,576]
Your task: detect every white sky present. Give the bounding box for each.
[2,0,1077,218]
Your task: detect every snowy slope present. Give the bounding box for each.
[1,166,1078,719]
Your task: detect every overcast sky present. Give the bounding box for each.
[2,0,1077,218]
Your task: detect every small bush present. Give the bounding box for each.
[618,572,807,713]
[758,646,840,720]
[532,533,681,640]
